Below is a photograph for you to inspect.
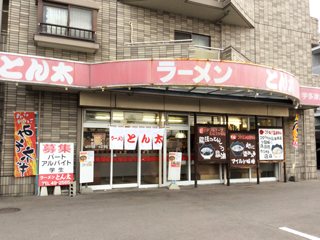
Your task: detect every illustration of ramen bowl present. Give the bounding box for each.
[200,145,214,159]
[230,141,245,157]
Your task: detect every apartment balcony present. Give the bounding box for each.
[120,39,252,63]
[119,0,254,28]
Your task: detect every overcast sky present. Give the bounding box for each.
[310,0,320,31]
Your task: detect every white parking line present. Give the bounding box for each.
[279,227,320,240]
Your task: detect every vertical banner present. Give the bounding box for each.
[110,127,124,150]
[259,129,284,160]
[79,151,94,184]
[229,133,257,168]
[14,112,37,177]
[152,128,165,150]
[38,143,74,186]
[292,114,299,148]
[139,129,153,150]
[197,126,227,163]
[168,152,182,181]
[124,128,138,150]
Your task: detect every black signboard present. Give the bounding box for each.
[197,126,227,163]
[229,132,257,168]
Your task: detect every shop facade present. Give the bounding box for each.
[0,0,319,196]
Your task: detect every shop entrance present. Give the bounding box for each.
[82,110,162,190]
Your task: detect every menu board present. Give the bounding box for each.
[197,126,227,163]
[80,151,94,184]
[259,128,284,161]
[229,133,257,168]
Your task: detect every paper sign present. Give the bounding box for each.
[152,128,164,150]
[110,127,124,150]
[168,152,182,181]
[124,128,138,150]
[80,151,94,184]
[259,129,284,160]
[39,143,74,186]
[139,129,153,150]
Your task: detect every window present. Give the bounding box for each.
[39,1,96,41]
[174,31,211,47]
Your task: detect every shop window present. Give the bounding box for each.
[228,116,255,131]
[174,31,211,47]
[38,0,97,41]
[85,110,110,122]
[112,111,159,125]
[257,117,282,127]
[190,115,226,125]
[167,115,188,125]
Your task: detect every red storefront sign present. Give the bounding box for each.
[14,112,37,177]
[1,52,320,106]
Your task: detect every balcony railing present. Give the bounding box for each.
[121,39,251,63]
[38,23,96,42]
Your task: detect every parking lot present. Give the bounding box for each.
[0,180,320,240]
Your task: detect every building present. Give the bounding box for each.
[0,0,320,196]
[312,31,320,170]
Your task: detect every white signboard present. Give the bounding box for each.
[152,128,165,150]
[109,127,165,151]
[38,143,74,186]
[124,128,138,150]
[79,151,94,184]
[168,152,182,181]
[258,128,284,160]
[110,127,124,150]
[139,129,153,150]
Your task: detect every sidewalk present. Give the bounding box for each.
[1,181,320,240]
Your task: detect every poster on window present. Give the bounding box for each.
[197,126,227,163]
[14,112,37,177]
[229,133,257,168]
[168,152,182,181]
[38,143,74,186]
[80,151,94,184]
[259,128,284,161]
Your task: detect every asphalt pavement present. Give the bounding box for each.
[0,180,320,240]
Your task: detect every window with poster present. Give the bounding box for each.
[190,114,227,181]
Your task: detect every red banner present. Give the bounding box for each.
[38,173,74,186]
[14,112,37,177]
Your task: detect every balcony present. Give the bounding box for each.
[34,23,100,53]
[119,0,254,28]
[120,39,252,62]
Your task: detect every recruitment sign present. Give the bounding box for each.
[38,143,74,186]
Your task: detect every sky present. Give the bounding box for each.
[310,0,320,31]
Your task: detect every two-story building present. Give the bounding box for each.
[0,0,320,196]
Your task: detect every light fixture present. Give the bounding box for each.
[175,131,186,139]
[101,87,105,92]
[294,103,299,109]
[65,87,68,91]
